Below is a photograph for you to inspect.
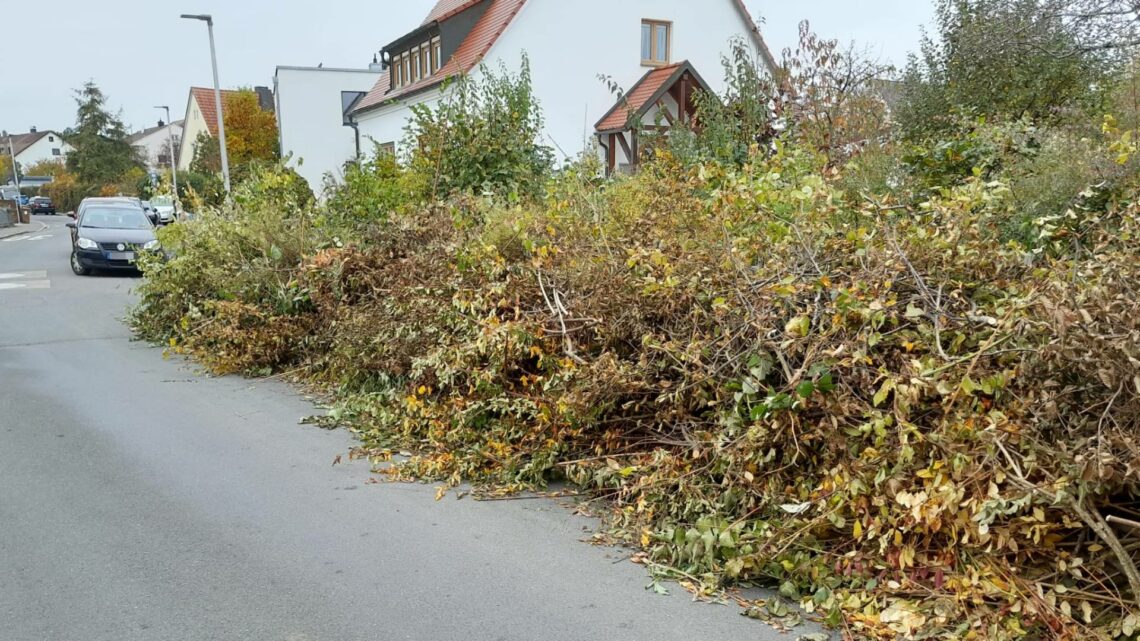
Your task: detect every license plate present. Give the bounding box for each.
[107,251,135,261]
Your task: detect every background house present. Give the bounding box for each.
[349,0,778,169]
[5,128,73,169]
[177,86,275,171]
[274,65,382,191]
[129,120,183,172]
[178,87,239,171]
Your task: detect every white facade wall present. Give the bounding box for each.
[16,132,72,168]
[132,123,184,171]
[275,67,381,191]
[487,0,757,160]
[178,95,210,171]
[355,88,443,156]
[353,0,760,162]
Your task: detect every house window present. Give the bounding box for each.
[402,54,411,86]
[378,142,396,156]
[52,148,60,156]
[641,19,671,66]
[48,135,55,142]
[411,46,421,81]
[432,37,442,72]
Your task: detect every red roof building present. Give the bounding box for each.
[349,0,778,172]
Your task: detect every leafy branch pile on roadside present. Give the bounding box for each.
[132,144,1139,638]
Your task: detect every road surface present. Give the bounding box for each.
[0,216,813,641]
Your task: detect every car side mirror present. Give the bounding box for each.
[65,221,76,229]
[67,212,76,218]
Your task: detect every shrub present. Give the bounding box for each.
[323,148,417,230]
[403,54,554,202]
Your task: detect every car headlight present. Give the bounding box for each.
[143,240,161,251]
[76,237,98,250]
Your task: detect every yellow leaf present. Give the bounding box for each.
[853,519,863,539]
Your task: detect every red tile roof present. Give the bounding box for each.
[353,0,528,114]
[422,0,481,25]
[190,87,240,136]
[595,64,684,133]
[595,62,715,134]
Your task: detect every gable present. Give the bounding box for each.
[189,87,240,136]
[595,61,714,133]
[352,0,528,114]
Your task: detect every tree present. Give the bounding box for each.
[65,81,143,185]
[191,89,279,178]
[897,0,1110,140]
[404,55,553,200]
[779,21,893,165]
[24,159,67,177]
[0,155,13,184]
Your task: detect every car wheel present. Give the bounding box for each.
[70,250,91,276]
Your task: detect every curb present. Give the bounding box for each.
[0,220,49,241]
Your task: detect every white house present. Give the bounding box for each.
[273,65,382,191]
[177,87,238,171]
[349,0,779,173]
[128,120,184,172]
[5,128,73,170]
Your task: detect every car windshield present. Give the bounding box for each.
[151,196,173,207]
[80,207,152,230]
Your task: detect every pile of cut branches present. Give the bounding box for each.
[133,151,1140,639]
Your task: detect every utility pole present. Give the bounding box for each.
[181,13,231,194]
[154,105,179,201]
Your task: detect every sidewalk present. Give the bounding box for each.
[0,220,48,241]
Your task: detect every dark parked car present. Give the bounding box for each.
[29,197,56,214]
[66,198,161,275]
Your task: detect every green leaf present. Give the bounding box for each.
[796,381,815,398]
[816,373,836,393]
[873,378,895,407]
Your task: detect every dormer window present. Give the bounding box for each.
[641,19,671,66]
[390,35,445,90]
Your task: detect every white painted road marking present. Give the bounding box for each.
[1,234,53,242]
[0,271,51,291]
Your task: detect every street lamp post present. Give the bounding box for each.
[180,13,231,194]
[4,132,21,196]
[154,105,179,202]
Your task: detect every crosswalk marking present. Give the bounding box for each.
[1,234,53,242]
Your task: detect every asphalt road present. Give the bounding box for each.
[0,216,814,641]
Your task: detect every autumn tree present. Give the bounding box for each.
[779,21,893,165]
[0,154,13,184]
[65,81,143,185]
[191,89,279,179]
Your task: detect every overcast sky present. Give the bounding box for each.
[0,1,933,136]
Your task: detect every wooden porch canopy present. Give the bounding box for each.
[595,60,712,174]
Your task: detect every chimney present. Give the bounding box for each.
[254,86,275,113]
[158,119,165,127]
[369,53,384,73]
[29,126,37,133]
